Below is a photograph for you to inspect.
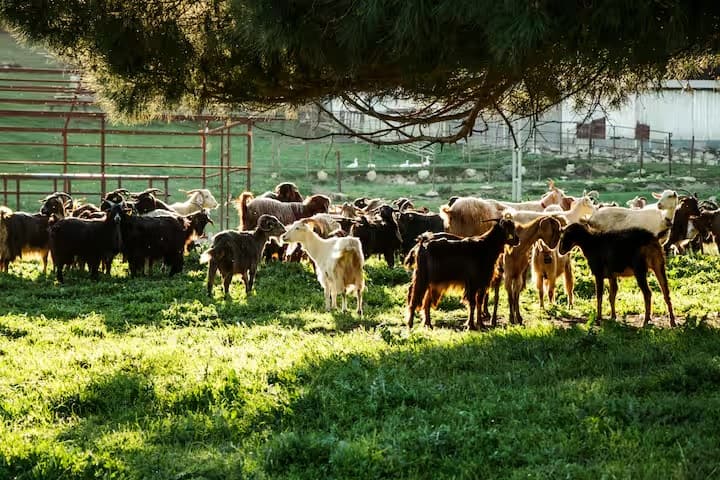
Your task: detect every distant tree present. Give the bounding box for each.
[1,0,719,144]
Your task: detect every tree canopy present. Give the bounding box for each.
[1,0,719,144]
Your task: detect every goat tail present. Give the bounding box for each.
[234,192,254,229]
[199,248,214,264]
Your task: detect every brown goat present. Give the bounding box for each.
[201,214,286,297]
[531,241,574,309]
[490,216,563,325]
[235,192,330,230]
[559,223,676,327]
[406,218,520,330]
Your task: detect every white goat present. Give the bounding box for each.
[584,190,678,237]
[281,221,365,316]
[170,189,219,215]
[504,196,596,225]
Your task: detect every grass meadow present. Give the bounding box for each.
[1,251,720,479]
[3,30,720,479]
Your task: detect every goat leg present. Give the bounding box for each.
[222,273,232,297]
[247,267,257,294]
[241,271,250,296]
[594,275,604,325]
[608,276,619,321]
[653,263,676,327]
[564,262,574,307]
[634,271,653,327]
[324,288,332,311]
[421,290,433,328]
[536,274,545,309]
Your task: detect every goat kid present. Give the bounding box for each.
[531,240,574,309]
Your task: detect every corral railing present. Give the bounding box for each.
[0,67,253,229]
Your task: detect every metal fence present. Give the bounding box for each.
[0,68,252,229]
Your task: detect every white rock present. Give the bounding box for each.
[317,170,328,181]
[418,169,431,180]
[366,170,377,182]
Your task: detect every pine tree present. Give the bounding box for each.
[1,0,718,143]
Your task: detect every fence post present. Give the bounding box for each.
[100,114,106,195]
[512,148,523,201]
[588,135,593,179]
[246,122,253,191]
[305,142,310,179]
[219,127,225,229]
[517,148,523,201]
[612,126,616,161]
[336,150,342,193]
[201,120,208,189]
[226,124,232,230]
[690,135,695,174]
[667,132,672,176]
[639,138,644,176]
[511,149,517,201]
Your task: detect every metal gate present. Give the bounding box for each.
[0,67,253,229]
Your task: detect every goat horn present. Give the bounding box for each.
[181,188,201,195]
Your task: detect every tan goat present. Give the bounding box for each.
[490,216,564,326]
[531,241,574,309]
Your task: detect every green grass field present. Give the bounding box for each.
[1,252,720,479]
[3,29,720,480]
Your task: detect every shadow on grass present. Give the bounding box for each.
[11,323,718,479]
[0,259,405,333]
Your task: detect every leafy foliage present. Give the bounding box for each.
[1,1,720,141]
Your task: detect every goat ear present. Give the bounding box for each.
[652,192,662,199]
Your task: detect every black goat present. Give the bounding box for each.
[350,208,403,268]
[395,210,445,254]
[49,202,126,282]
[132,188,172,214]
[406,218,519,330]
[201,214,286,296]
[72,202,102,218]
[39,192,73,218]
[120,214,190,276]
[258,182,303,202]
[665,195,701,254]
[0,193,70,273]
[559,223,676,327]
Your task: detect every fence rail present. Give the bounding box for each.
[0,66,255,229]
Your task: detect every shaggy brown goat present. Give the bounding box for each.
[235,192,330,230]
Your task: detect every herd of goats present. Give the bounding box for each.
[1,180,720,329]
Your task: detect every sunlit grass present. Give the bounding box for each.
[1,253,720,478]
